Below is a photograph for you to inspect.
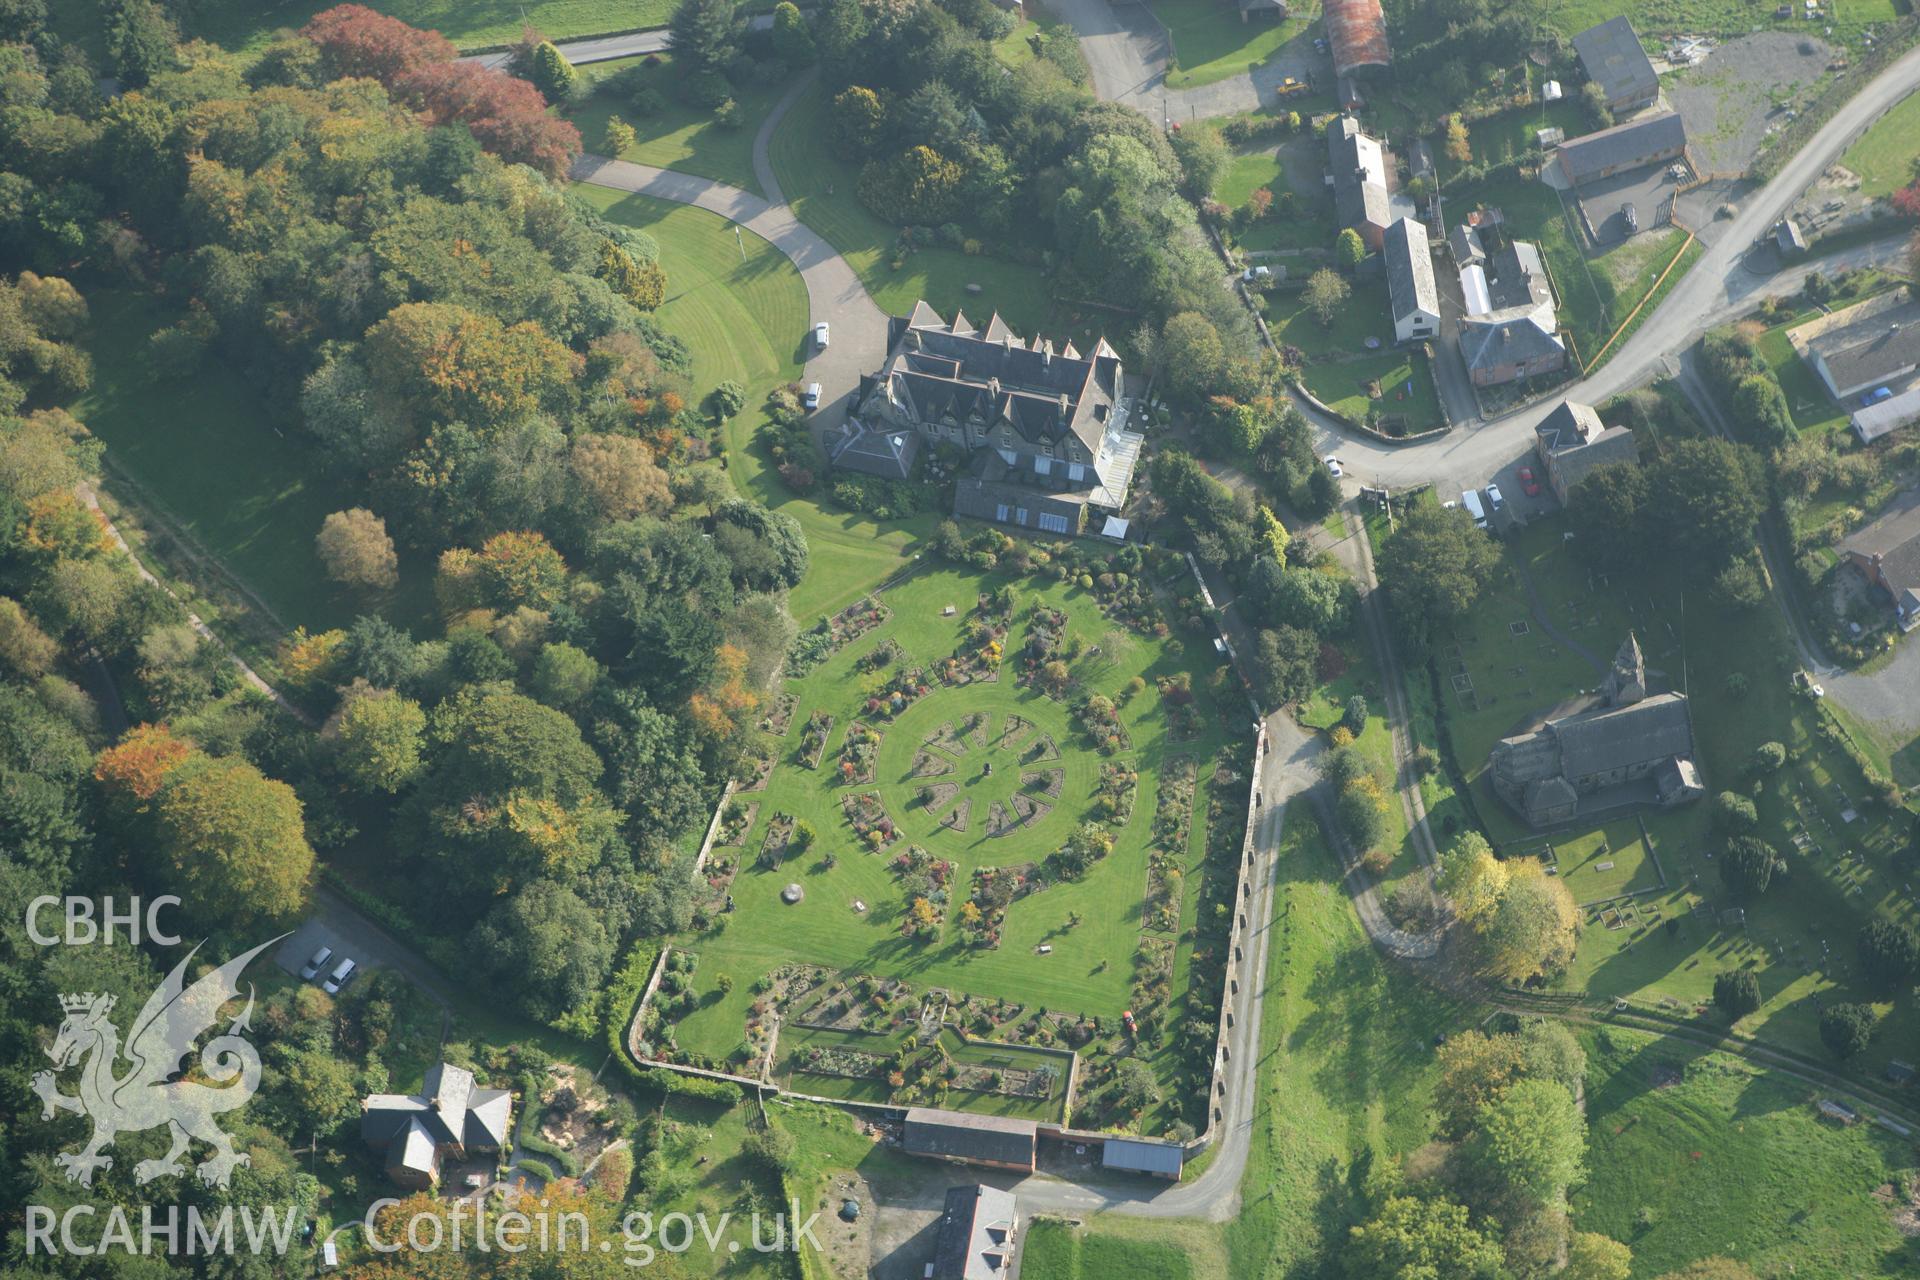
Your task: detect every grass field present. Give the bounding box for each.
[156,0,766,54]
[767,82,1101,345]
[572,185,926,618]
[569,57,790,196]
[1575,1026,1919,1279]
[1842,88,1920,198]
[659,560,1238,1134]
[71,290,433,637]
[1023,1219,1197,1279]
[1429,514,1919,1065]
[1539,0,1899,44]
[1157,0,1315,90]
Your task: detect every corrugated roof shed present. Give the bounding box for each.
[1101,1137,1185,1177]
[1852,385,1920,442]
[1325,0,1390,76]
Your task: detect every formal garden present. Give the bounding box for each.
[624,557,1251,1139]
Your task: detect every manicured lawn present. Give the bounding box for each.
[1215,149,1286,210]
[768,81,1100,345]
[1430,516,1918,1066]
[569,56,789,196]
[657,560,1239,1135]
[1466,96,1590,168]
[1298,350,1440,428]
[1263,280,1394,354]
[1158,0,1314,90]
[571,186,926,618]
[1575,1026,1917,1279]
[1757,324,1850,436]
[71,290,433,637]
[1842,87,1920,198]
[1022,1219,1197,1280]
[172,0,768,54]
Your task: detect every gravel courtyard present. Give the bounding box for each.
[1667,32,1837,174]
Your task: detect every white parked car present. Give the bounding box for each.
[813,322,830,349]
[299,946,333,981]
[1323,455,1343,478]
[803,382,822,409]
[322,957,357,994]
[1485,482,1505,509]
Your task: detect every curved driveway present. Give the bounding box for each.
[570,76,888,429]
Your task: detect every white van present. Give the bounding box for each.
[1460,489,1489,529]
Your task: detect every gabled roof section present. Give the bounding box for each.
[1384,217,1438,324]
[904,1108,1037,1167]
[1555,111,1687,183]
[1572,16,1658,105]
[1461,314,1564,371]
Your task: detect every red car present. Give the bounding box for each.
[1518,466,1541,497]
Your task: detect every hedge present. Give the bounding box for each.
[318,868,464,974]
[513,1071,582,1176]
[610,1059,745,1102]
[514,1155,559,1183]
[602,940,661,1066]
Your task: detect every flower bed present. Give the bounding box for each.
[715,799,757,847]
[922,713,988,757]
[759,691,797,737]
[864,665,932,720]
[1075,692,1132,753]
[786,596,892,676]
[755,811,796,870]
[841,791,898,851]
[797,711,833,768]
[892,845,954,939]
[1095,761,1139,824]
[786,972,917,1034]
[837,722,883,785]
[940,612,1007,685]
[959,862,1037,947]
[1144,755,1195,934]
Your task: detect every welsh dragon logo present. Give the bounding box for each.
[32,936,285,1189]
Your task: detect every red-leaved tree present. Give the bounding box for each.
[301,4,456,83]
[397,61,582,179]
[301,6,580,180]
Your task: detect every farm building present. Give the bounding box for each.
[930,1185,1018,1279]
[1384,217,1440,344]
[1555,112,1688,186]
[1534,399,1638,502]
[1327,116,1395,250]
[1101,1137,1185,1179]
[1572,17,1660,114]
[904,1108,1039,1172]
[1325,0,1390,77]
